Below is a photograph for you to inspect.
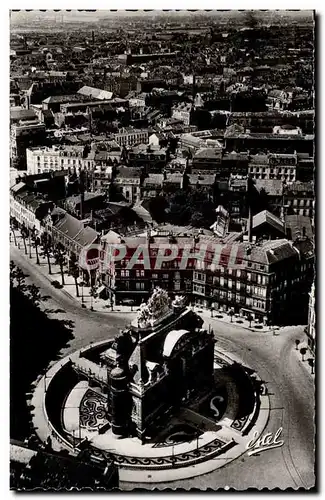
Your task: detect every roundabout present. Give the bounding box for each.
[30,291,270,483]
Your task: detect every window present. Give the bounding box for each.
[136,282,145,290]
[121,270,129,277]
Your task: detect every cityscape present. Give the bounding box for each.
[9,10,315,491]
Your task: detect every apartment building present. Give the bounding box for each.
[248,153,297,182]
[11,121,46,170]
[98,226,314,325]
[113,166,142,204]
[114,127,149,147]
[192,237,314,325]
[10,182,53,233]
[171,103,192,126]
[26,145,88,175]
[283,181,314,218]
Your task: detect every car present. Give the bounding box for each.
[51,280,63,289]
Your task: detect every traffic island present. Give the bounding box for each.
[30,290,270,483]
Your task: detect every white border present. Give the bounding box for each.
[2,3,322,499]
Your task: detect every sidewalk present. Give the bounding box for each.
[293,338,315,378]
[192,306,280,333]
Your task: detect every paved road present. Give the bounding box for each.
[10,245,132,356]
[11,244,315,490]
[128,321,314,490]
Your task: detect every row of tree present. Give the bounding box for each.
[10,219,99,310]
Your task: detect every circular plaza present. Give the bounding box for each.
[31,290,270,483]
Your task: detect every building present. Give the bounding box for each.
[248,153,297,182]
[114,128,149,147]
[77,86,113,101]
[141,174,164,199]
[11,121,46,170]
[26,145,87,175]
[99,226,314,326]
[99,228,196,306]
[191,148,223,176]
[283,181,314,218]
[42,94,85,113]
[117,51,179,66]
[10,182,53,233]
[113,167,142,204]
[254,179,283,216]
[127,144,168,173]
[171,103,193,126]
[44,210,99,273]
[10,441,118,490]
[192,237,314,325]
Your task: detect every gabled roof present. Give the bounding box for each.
[10,181,27,194]
[54,213,83,239]
[10,107,37,122]
[255,179,283,197]
[250,239,297,265]
[194,147,222,159]
[42,94,81,104]
[252,210,285,234]
[77,86,113,101]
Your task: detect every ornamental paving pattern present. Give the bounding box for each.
[79,390,107,430]
[31,339,269,483]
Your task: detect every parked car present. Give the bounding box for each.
[51,280,63,289]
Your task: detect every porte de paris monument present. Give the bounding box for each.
[31,288,269,483]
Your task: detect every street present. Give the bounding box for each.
[10,245,131,356]
[11,245,315,490]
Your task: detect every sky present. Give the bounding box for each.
[10,9,314,25]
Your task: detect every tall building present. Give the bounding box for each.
[11,121,46,170]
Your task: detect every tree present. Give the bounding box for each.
[307,358,314,375]
[300,347,307,362]
[41,233,52,275]
[31,228,40,265]
[70,264,80,298]
[10,218,17,246]
[53,246,66,286]
[13,268,26,291]
[10,261,17,285]
[20,226,28,255]
[27,284,41,306]
[90,286,98,311]
[190,212,206,228]
[295,339,301,350]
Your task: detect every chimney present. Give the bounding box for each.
[248,205,253,243]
